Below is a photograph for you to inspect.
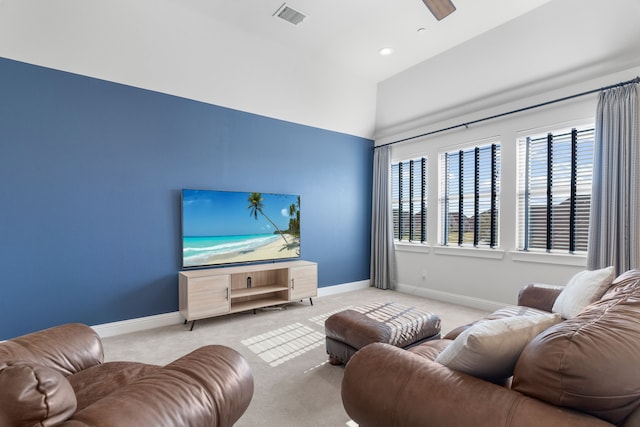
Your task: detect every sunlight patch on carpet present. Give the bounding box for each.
[241,322,324,367]
[308,306,354,326]
[303,360,329,374]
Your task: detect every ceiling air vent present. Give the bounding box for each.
[273,3,307,26]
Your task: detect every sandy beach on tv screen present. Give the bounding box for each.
[203,234,299,265]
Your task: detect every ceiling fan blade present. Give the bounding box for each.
[422,0,456,21]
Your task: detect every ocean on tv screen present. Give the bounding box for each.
[181,189,301,267]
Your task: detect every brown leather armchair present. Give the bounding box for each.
[342,270,640,427]
[0,323,253,426]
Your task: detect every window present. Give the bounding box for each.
[391,158,427,243]
[517,125,594,253]
[440,143,500,247]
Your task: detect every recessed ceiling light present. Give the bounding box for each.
[379,47,394,56]
[417,27,426,33]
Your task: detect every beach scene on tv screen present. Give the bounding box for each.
[182,189,301,267]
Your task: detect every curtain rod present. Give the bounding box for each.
[377,76,640,149]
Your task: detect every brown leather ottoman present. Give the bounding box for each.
[325,302,441,365]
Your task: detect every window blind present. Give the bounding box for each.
[517,126,594,253]
[441,143,500,247]
[391,158,427,242]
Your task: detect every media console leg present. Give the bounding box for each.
[310,297,313,306]
[189,320,196,331]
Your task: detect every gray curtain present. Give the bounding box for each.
[587,82,639,273]
[370,145,396,289]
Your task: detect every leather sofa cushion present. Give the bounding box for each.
[513,269,640,425]
[0,361,77,426]
[407,339,452,361]
[66,345,254,426]
[68,361,161,411]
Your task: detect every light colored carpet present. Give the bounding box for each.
[101,287,489,427]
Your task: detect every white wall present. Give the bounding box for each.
[385,65,640,311]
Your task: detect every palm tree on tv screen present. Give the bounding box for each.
[288,196,300,237]
[247,192,289,244]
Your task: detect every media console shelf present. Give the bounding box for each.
[179,260,317,330]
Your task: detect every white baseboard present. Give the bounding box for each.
[317,280,370,297]
[395,282,509,312]
[91,312,183,338]
[91,280,371,338]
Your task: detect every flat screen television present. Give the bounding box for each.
[181,189,301,268]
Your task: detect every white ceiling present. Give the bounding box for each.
[175,0,554,83]
[0,0,638,139]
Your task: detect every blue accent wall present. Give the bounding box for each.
[0,57,373,339]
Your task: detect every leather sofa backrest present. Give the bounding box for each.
[512,269,640,425]
[0,323,103,376]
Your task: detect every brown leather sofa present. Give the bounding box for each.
[0,323,254,426]
[342,270,640,427]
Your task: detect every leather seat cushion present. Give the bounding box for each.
[407,339,452,361]
[68,361,161,411]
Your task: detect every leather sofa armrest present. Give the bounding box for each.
[0,324,103,376]
[342,343,613,427]
[62,345,254,427]
[518,283,564,312]
[0,361,77,426]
